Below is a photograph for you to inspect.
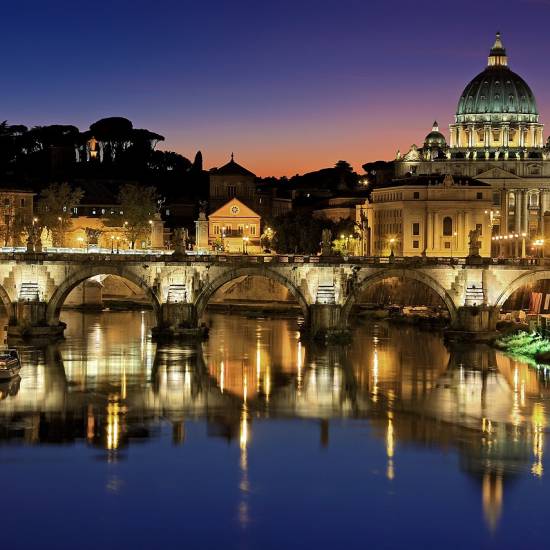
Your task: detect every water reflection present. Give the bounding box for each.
[0,310,548,538]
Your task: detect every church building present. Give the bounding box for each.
[208,198,261,253]
[393,33,550,253]
[209,154,257,211]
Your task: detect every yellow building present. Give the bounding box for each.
[208,198,261,253]
[358,174,492,257]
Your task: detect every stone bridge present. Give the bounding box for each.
[0,252,547,341]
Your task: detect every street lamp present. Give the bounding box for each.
[243,236,249,254]
[111,235,115,253]
[116,236,120,253]
[534,238,545,258]
[389,237,395,258]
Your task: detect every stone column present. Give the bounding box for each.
[503,124,510,148]
[500,190,509,236]
[530,124,536,147]
[522,189,529,235]
[514,190,521,235]
[518,124,525,147]
[484,125,491,147]
[540,190,546,237]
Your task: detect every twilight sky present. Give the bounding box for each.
[2,0,550,176]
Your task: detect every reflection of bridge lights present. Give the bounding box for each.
[107,400,120,450]
[386,412,395,481]
[297,341,303,394]
[220,361,225,394]
[482,473,503,532]
[531,403,545,478]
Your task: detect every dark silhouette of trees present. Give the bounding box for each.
[36,182,84,247]
[114,184,158,249]
[271,211,331,254]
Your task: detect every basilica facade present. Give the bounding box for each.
[394,33,550,252]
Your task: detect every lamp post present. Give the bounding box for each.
[243,236,249,254]
[521,232,527,259]
[111,235,115,253]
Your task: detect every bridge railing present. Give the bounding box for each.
[2,249,550,267]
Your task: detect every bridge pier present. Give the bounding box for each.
[7,301,65,343]
[307,304,350,342]
[151,303,207,341]
[446,305,500,342]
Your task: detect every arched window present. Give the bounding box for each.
[443,216,453,236]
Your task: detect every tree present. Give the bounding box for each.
[271,211,330,254]
[115,184,158,249]
[89,117,133,163]
[37,183,84,247]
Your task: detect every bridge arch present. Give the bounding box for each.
[46,265,161,326]
[341,268,459,326]
[495,270,550,308]
[194,266,309,324]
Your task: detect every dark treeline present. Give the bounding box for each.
[0,117,208,200]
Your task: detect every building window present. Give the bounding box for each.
[3,198,9,206]
[443,216,453,236]
[228,185,237,198]
[412,240,419,249]
[476,223,483,236]
[444,242,451,249]
[412,222,420,236]
[250,225,256,235]
[476,192,483,199]
[214,225,220,235]
[20,199,25,207]
[413,192,420,199]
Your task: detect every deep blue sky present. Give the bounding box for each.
[2,0,550,175]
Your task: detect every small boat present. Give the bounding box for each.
[0,349,21,380]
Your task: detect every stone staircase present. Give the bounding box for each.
[316,283,335,304]
[465,284,485,306]
[19,282,40,301]
[167,284,187,303]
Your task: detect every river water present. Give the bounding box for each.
[0,310,548,549]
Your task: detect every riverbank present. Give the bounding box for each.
[494,330,550,367]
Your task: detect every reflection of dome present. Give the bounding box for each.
[424,121,447,147]
[455,32,539,124]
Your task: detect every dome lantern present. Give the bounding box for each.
[488,32,508,67]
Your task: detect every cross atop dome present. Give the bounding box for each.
[432,121,439,132]
[488,31,508,67]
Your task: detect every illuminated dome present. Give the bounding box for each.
[455,33,538,124]
[449,33,544,150]
[424,121,447,147]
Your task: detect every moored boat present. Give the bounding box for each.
[0,349,21,380]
